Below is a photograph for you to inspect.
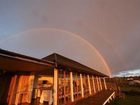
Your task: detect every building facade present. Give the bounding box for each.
[0,49,116,105]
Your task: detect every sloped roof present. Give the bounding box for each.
[0,49,107,76]
[43,53,108,77]
[0,49,53,72]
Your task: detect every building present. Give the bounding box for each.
[0,49,116,105]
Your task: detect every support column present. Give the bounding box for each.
[98,77,101,91]
[53,68,58,105]
[87,75,92,95]
[103,77,107,90]
[99,77,103,91]
[8,75,19,105]
[101,77,103,90]
[96,77,100,91]
[14,75,21,105]
[28,74,35,103]
[31,74,39,99]
[70,72,74,102]
[80,74,84,98]
[63,71,66,103]
[92,76,96,94]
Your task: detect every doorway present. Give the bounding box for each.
[32,75,54,105]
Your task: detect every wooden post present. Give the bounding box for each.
[101,77,103,90]
[97,77,101,91]
[103,77,107,90]
[96,77,100,91]
[80,74,84,98]
[31,74,39,99]
[87,75,92,95]
[70,72,74,102]
[99,77,101,91]
[76,73,79,98]
[8,75,19,105]
[28,74,35,103]
[99,77,103,91]
[92,76,96,94]
[12,75,21,105]
[53,68,58,105]
[63,71,66,103]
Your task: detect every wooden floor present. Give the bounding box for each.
[69,90,114,105]
[19,90,114,105]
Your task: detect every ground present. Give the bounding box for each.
[107,94,140,105]
[108,84,140,105]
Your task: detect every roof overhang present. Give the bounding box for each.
[43,53,108,77]
[0,49,108,77]
[0,49,54,72]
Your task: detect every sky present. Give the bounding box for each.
[0,0,140,76]
[113,69,140,77]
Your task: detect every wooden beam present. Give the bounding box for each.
[98,77,101,91]
[70,72,74,102]
[103,78,107,90]
[80,74,84,98]
[96,77,100,92]
[92,76,96,94]
[99,77,103,91]
[87,75,92,95]
[53,68,58,105]
[63,71,66,103]
[12,75,21,105]
[8,75,19,105]
[31,74,39,99]
[76,73,79,98]
[28,74,35,103]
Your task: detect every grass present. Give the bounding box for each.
[109,85,140,105]
[121,86,140,93]
[112,95,140,105]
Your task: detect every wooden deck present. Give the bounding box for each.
[18,90,115,105]
[69,90,114,105]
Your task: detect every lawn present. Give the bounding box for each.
[121,86,140,93]
[112,94,140,105]
[108,85,140,105]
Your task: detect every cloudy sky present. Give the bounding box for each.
[114,69,140,77]
[0,0,140,76]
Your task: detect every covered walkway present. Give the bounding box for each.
[0,49,117,105]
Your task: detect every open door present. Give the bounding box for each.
[32,75,53,105]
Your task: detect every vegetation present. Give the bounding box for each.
[108,77,140,105]
[110,94,140,105]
